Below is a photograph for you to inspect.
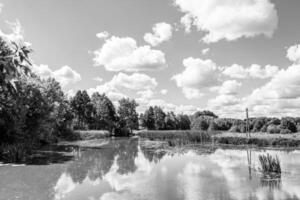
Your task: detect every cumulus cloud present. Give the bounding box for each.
[248,64,300,101]
[174,0,278,43]
[172,57,220,99]
[222,64,279,79]
[208,95,241,108]
[144,22,173,46]
[201,48,210,55]
[160,89,168,95]
[96,31,110,39]
[31,65,81,87]
[93,77,103,83]
[87,73,157,103]
[137,89,154,99]
[94,36,167,72]
[243,61,300,117]
[286,44,300,63]
[212,80,242,95]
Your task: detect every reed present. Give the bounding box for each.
[0,143,32,163]
[258,153,281,174]
[138,130,212,145]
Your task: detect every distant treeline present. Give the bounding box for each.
[190,114,300,134]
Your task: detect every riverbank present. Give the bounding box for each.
[137,130,300,148]
[213,132,300,147]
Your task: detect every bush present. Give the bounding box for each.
[280,118,297,133]
[280,129,291,134]
[267,125,281,134]
[191,117,209,131]
[0,143,33,163]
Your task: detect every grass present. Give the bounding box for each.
[74,130,111,140]
[137,130,214,145]
[0,143,32,163]
[213,132,300,147]
[259,153,281,175]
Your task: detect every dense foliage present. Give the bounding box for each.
[140,106,191,130]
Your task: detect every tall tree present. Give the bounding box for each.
[153,106,166,130]
[91,92,116,131]
[117,98,139,133]
[141,106,155,130]
[70,90,93,129]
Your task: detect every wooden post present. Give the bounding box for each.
[246,108,250,138]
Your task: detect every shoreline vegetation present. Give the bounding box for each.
[1,26,300,163]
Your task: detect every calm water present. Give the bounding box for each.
[0,138,300,200]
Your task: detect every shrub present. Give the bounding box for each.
[191,117,209,131]
[280,129,291,134]
[0,143,32,163]
[280,117,297,133]
[267,125,281,134]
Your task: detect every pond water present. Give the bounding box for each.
[0,138,300,200]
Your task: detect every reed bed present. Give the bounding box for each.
[259,153,281,174]
[138,130,212,145]
[0,143,32,163]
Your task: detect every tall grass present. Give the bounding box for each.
[0,143,32,163]
[138,130,212,145]
[259,153,281,174]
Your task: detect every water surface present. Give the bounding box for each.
[1,138,300,200]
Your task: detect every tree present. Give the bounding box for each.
[0,36,32,97]
[191,117,209,131]
[165,112,178,130]
[70,90,93,129]
[91,92,116,132]
[141,106,155,130]
[153,106,166,130]
[280,117,297,133]
[177,114,191,130]
[192,110,218,120]
[117,98,139,134]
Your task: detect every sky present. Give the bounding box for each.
[1,0,300,118]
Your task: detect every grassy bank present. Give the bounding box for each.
[213,132,300,147]
[73,130,111,140]
[137,130,214,146]
[137,130,300,148]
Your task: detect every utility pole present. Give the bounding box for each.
[246,108,250,138]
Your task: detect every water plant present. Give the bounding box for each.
[0,143,32,163]
[258,153,281,174]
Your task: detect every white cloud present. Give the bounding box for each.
[208,95,241,108]
[94,36,167,72]
[160,89,168,95]
[52,66,81,87]
[201,48,210,55]
[96,31,110,39]
[213,80,242,95]
[174,0,278,43]
[172,57,220,99]
[137,90,154,99]
[109,73,157,91]
[247,64,279,79]
[248,64,300,101]
[222,64,248,79]
[144,22,173,46]
[222,64,279,79]
[287,44,300,63]
[31,65,81,87]
[93,77,103,83]
[182,88,204,100]
[87,73,157,103]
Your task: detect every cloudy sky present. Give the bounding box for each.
[1,0,300,118]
